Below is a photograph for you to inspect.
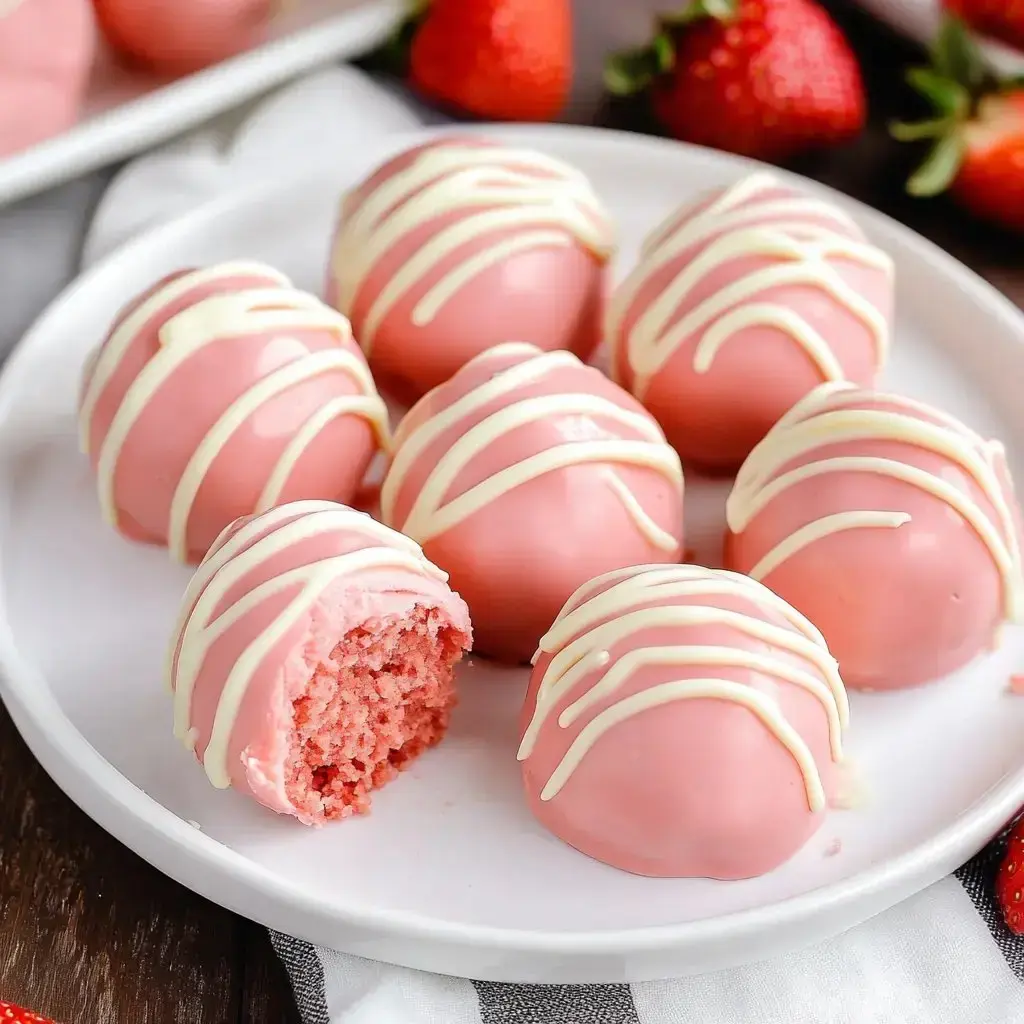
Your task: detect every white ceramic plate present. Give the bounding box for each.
[854,0,1024,72]
[0,0,400,207]
[2,124,1024,984]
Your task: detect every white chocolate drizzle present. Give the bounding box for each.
[79,262,391,562]
[331,142,615,356]
[607,172,893,398]
[518,564,846,809]
[168,501,447,788]
[380,343,683,548]
[728,381,1024,621]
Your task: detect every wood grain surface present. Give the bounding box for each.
[1,3,1022,1022]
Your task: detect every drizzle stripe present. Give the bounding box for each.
[747,511,911,582]
[729,400,1024,619]
[540,678,826,810]
[333,144,614,352]
[196,547,438,787]
[87,272,388,556]
[169,504,433,736]
[398,393,680,542]
[519,602,842,761]
[166,349,385,562]
[607,175,892,395]
[79,262,291,451]
[519,565,846,812]
[384,345,682,551]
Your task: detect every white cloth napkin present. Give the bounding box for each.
[80,64,1024,1024]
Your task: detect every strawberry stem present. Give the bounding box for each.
[888,116,953,141]
[660,0,737,27]
[605,33,676,96]
[905,68,971,118]
[906,133,966,196]
[929,16,988,92]
[889,14,1001,198]
[360,0,429,76]
[604,0,737,97]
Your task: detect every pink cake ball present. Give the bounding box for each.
[326,136,616,406]
[380,342,684,664]
[518,563,848,879]
[0,0,95,157]
[607,171,895,472]
[725,382,1024,691]
[78,261,391,564]
[94,0,275,76]
[167,500,472,825]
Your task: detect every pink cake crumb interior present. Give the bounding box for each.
[285,604,467,824]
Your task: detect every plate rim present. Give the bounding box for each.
[2,121,1024,971]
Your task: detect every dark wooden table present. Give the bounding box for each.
[2,4,1022,1021]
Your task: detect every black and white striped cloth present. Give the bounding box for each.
[52,62,1022,1024]
[270,840,1024,1024]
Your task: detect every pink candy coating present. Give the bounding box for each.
[326,137,613,405]
[168,501,472,824]
[609,174,893,471]
[518,564,843,879]
[80,263,387,562]
[381,343,684,664]
[94,0,275,75]
[0,0,95,157]
[725,385,1024,690]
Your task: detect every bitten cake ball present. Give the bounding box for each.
[0,0,94,157]
[725,382,1024,690]
[380,342,684,664]
[518,564,848,879]
[326,136,616,405]
[607,172,894,471]
[79,261,391,563]
[168,500,471,825]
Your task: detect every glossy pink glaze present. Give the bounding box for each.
[610,176,893,471]
[725,386,1024,690]
[168,501,472,822]
[382,344,684,664]
[94,0,274,75]
[0,0,95,157]
[326,137,612,405]
[519,565,841,879]
[80,264,386,562]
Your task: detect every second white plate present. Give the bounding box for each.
[1,125,1024,983]
[0,0,400,206]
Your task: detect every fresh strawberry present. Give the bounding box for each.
[394,0,571,122]
[604,0,865,162]
[891,17,1024,233]
[0,1000,57,1024]
[943,0,1024,53]
[996,816,1024,933]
